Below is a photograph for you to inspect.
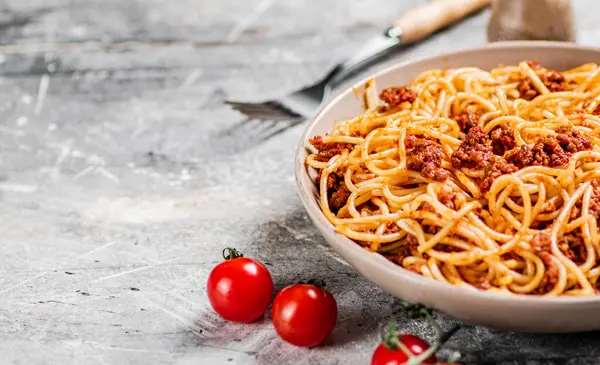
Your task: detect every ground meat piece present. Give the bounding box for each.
[504,129,588,168]
[423,225,439,235]
[541,70,566,92]
[329,182,351,213]
[526,60,542,70]
[505,136,569,168]
[518,78,539,100]
[405,234,419,250]
[385,222,400,233]
[387,234,420,265]
[309,136,354,162]
[316,169,339,191]
[478,157,518,192]
[451,127,493,170]
[531,136,571,167]
[315,169,350,213]
[406,138,449,181]
[422,203,436,213]
[505,145,534,168]
[571,203,583,220]
[517,68,567,100]
[379,86,416,109]
[438,189,456,210]
[432,243,461,253]
[502,251,521,261]
[388,248,412,266]
[404,134,427,149]
[554,126,593,153]
[531,232,551,252]
[490,125,517,155]
[530,219,554,230]
[357,201,380,215]
[453,110,480,133]
[558,233,587,264]
[536,251,559,294]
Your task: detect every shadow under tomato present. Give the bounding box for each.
[250,208,399,347]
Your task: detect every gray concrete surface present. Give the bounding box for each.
[1,0,600,364]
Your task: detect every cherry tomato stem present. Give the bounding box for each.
[222,247,243,260]
[371,334,436,365]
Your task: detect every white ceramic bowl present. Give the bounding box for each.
[295,41,600,333]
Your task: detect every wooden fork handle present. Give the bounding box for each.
[392,0,491,43]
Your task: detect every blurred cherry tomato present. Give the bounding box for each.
[271,280,337,347]
[207,248,273,323]
[371,334,436,365]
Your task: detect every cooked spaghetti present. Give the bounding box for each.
[305,60,600,296]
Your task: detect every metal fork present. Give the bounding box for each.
[226,0,491,122]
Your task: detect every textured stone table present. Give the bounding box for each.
[2,0,600,364]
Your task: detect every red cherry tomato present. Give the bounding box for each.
[207,248,273,323]
[271,281,337,347]
[371,334,436,365]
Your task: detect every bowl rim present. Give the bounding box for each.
[294,40,600,305]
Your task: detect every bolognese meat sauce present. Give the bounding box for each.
[309,136,354,162]
[558,233,587,264]
[490,125,517,155]
[379,86,416,109]
[517,78,539,100]
[406,137,449,181]
[504,127,592,168]
[529,232,559,294]
[478,157,518,192]
[517,62,567,100]
[536,251,560,294]
[451,127,493,170]
[315,169,350,214]
[437,189,456,210]
[309,136,354,213]
[329,183,351,213]
[541,70,567,93]
[453,109,480,133]
[526,60,542,70]
[554,126,592,152]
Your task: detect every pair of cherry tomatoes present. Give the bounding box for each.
[206,248,337,347]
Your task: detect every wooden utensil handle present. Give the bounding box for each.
[392,0,490,43]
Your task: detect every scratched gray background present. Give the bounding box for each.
[1,0,600,364]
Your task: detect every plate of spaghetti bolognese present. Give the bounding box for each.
[295,41,600,332]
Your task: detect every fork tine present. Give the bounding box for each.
[224,101,278,112]
[224,101,261,108]
[258,119,304,142]
[233,107,292,120]
[225,100,302,121]
[225,101,275,114]
[226,101,288,115]
[227,102,278,113]
[264,101,303,118]
[226,100,302,117]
